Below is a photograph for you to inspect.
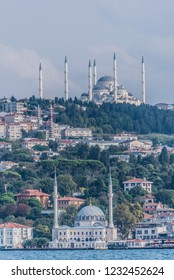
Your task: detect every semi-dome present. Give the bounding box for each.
[93,85,107,91]
[77,205,105,219]
[97,76,113,83]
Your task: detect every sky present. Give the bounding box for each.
[0,0,174,105]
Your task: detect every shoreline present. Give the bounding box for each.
[1,246,174,251]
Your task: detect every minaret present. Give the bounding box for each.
[53,168,58,229]
[93,59,97,86]
[108,169,114,228]
[142,56,146,104]
[64,56,69,101]
[113,53,118,103]
[39,63,43,99]
[37,104,42,127]
[88,60,93,101]
[49,103,54,139]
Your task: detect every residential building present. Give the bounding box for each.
[6,123,22,140]
[16,189,50,209]
[0,223,33,248]
[1,102,26,113]
[0,142,12,150]
[135,222,166,240]
[58,139,76,150]
[123,178,152,193]
[20,122,38,132]
[62,127,92,139]
[5,113,24,123]
[121,140,152,151]
[58,197,85,210]
[0,123,6,138]
[22,138,49,149]
[113,132,137,141]
[143,202,163,214]
[0,161,18,171]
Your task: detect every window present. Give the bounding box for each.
[144,230,148,234]
[151,230,155,234]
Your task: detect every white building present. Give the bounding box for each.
[135,222,166,240]
[49,172,117,249]
[123,178,152,193]
[62,127,92,139]
[113,132,137,141]
[0,222,33,248]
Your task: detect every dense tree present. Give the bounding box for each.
[0,194,16,206]
[159,147,169,165]
[155,189,174,208]
[113,202,143,238]
[57,174,77,196]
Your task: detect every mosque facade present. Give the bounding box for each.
[49,172,117,249]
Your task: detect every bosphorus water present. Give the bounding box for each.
[0,249,174,260]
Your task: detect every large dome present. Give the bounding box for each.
[77,205,105,219]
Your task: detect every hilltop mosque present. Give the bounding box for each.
[49,171,117,249]
[77,54,146,105]
[79,54,145,105]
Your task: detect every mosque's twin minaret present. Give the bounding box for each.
[64,56,69,101]
[39,63,43,99]
[113,53,118,103]
[142,56,146,104]
[88,60,93,101]
[93,59,97,86]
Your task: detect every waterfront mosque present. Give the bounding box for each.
[49,172,117,249]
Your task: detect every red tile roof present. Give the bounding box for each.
[123,178,152,183]
[16,189,50,197]
[0,222,32,229]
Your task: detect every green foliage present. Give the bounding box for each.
[55,101,174,134]
[33,131,46,140]
[155,189,174,208]
[23,237,49,248]
[129,186,147,199]
[0,194,16,206]
[59,205,78,227]
[34,224,51,238]
[159,147,169,165]
[57,174,77,196]
[33,145,49,151]
[113,202,144,238]
[27,198,43,209]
